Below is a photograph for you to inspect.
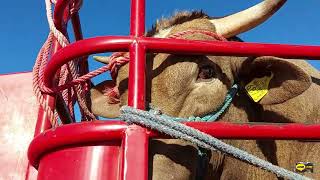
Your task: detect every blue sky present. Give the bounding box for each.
[1,0,319,75]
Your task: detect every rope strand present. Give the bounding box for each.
[121,106,311,180]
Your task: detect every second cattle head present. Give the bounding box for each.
[91,0,312,121]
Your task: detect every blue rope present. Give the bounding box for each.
[150,84,239,122]
[120,106,310,180]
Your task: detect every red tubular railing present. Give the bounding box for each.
[28,121,320,168]
[29,0,320,180]
[122,1,149,179]
[43,0,320,139]
[44,36,320,80]
[142,37,320,59]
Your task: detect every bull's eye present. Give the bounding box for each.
[198,65,215,80]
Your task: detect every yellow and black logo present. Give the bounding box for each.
[295,162,314,173]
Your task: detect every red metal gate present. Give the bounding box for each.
[28,0,320,180]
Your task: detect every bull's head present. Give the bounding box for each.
[91,0,312,123]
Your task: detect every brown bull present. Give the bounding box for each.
[91,0,320,179]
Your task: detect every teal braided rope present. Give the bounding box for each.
[151,84,239,122]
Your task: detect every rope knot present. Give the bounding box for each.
[108,52,130,79]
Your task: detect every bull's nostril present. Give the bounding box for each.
[198,66,215,80]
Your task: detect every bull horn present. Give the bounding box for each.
[93,56,110,64]
[210,0,286,38]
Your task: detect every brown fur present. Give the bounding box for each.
[146,11,209,37]
[91,12,320,180]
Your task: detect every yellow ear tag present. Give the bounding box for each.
[245,73,274,102]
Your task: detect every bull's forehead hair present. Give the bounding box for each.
[146,11,209,37]
[146,10,243,42]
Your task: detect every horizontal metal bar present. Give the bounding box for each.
[28,121,127,168]
[141,37,320,59]
[28,121,320,168]
[43,36,320,89]
[149,122,320,140]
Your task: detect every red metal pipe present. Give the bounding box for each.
[28,121,127,168]
[150,122,320,140]
[53,0,70,32]
[37,142,121,180]
[43,36,133,88]
[141,37,320,60]
[55,1,93,123]
[34,95,55,136]
[122,0,149,180]
[128,0,146,109]
[71,12,83,41]
[121,125,149,180]
[128,42,146,109]
[130,0,145,37]
[29,121,320,169]
[42,36,320,90]
[71,13,89,77]
[70,12,92,117]
[54,0,88,79]
[125,43,148,180]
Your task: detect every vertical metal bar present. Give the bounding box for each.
[70,13,90,79]
[71,12,92,117]
[123,42,148,180]
[122,124,149,180]
[34,95,55,136]
[128,42,146,108]
[122,0,148,180]
[71,13,83,41]
[71,12,88,76]
[129,0,145,37]
[128,0,146,109]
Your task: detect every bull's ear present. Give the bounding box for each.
[243,56,311,105]
[90,80,120,118]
